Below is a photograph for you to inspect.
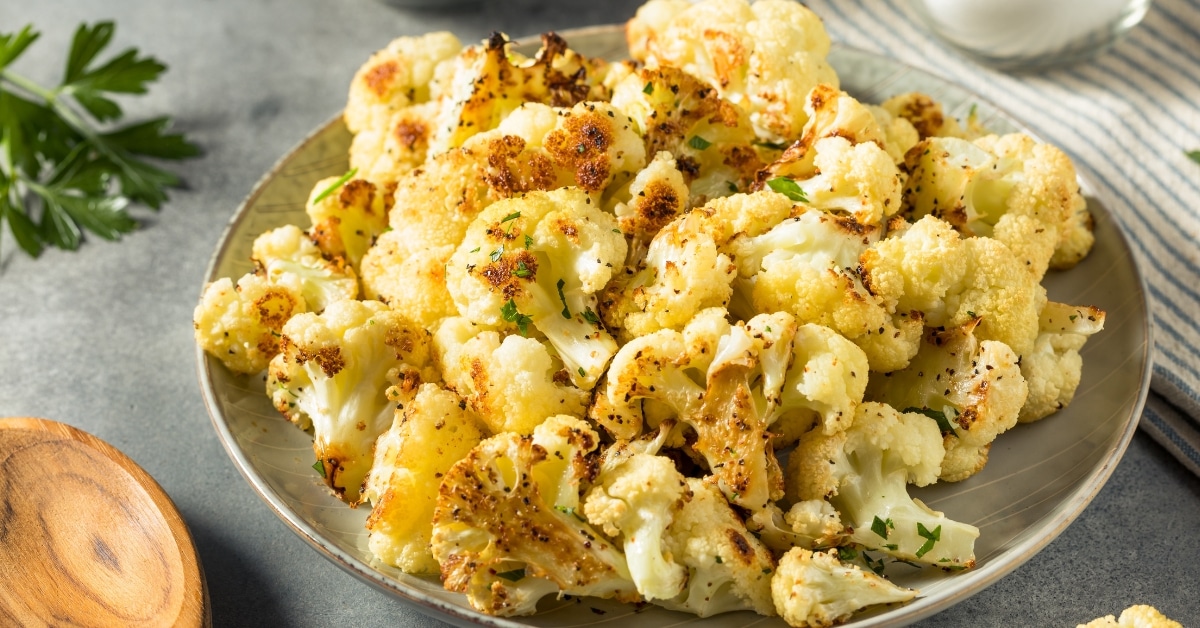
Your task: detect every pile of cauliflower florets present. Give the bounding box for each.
[194,0,1108,625]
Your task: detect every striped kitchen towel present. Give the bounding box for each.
[803,0,1200,474]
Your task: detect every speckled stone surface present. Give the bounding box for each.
[0,1,1197,626]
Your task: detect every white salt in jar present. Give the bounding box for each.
[913,0,1153,71]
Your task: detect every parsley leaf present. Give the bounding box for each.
[0,21,199,258]
[556,278,571,319]
[311,168,358,205]
[871,515,894,540]
[495,568,526,582]
[1187,150,1200,165]
[687,135,712,150]
[312,459,326,478]
[915,523,942,558]
[582,307,601,325]
[500,298,533,336]
[766,176,809,203]
[903,406,958,436]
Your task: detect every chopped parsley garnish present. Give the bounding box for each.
[714,555,723,564]
[642,81,654,95]
[687,135,712,150]
[312,459,326,478]
[312,167,358,205]
[495,568,526,582]
[524,234,533,249]
[556,278,570,319]
[489,246,504,262]
[582,307,601,325]
[753,139,788,150]
[837,546,859,562]
[501,210,521,223]
[871,515,894,540]
[1187,150,1200,165]
[501,298,532,336]
[514,260,531,278]
[862,551,886,575]
[469,247,480,253]
[915,522,941,558]
[727,181,738,193]
[577,367,586,377]
[766,176,809,203]
[903,407,957,436]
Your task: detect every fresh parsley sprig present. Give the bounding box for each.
[0,22,199,258]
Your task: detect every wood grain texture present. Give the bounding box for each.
[0,418,210,627]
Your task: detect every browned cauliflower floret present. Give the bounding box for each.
[306,176,391,271]
[1019,301,1106,423]
[431,416,640,616]
[771,548,916,628]
[358,229,457,330]
[610,64,764,203]
[860,215,1043,357]
[627,0,839,142]
[433,316,588,435]
[344,31,462,135]
[194,273,305,374]
[363,383,486,574]
[265,299,433,504]
[250,224,358,313]
[866,319,1029,482]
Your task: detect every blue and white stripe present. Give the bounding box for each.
[805,0,1200,473]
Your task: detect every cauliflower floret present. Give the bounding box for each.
[601,202,738,340]
[866,319,1029,482]
[771,548,917,628]
[194,273,306,374]
[729,203,921,372]
[387,100,646,252]
[358,229,457,330]
[902,133,1092,277]
[433,316,588,434]
[306,176,390,271]
[363,384,486,574]
[592,311,783,510]
[770,322,871,439]
[610,65,764,203]
[761,84,896,178]
[764,136,904,227]
[431,416,640,616]
[868,103,921,165]
[1077,605,1184,628]
[349,101,441,185]
[611,151,689,258]
[656,478,777,617]
[250,224,358,313]
[427,32,612,155]
[583,453,690,601]
[627,0,839,142]
[344,31,462,134]
[879,91,977,140]
[265,299,433,504]
[790,402,979,567]
[1019,302,1106,423]
[444,188,627,388]
[859,215,1043,356]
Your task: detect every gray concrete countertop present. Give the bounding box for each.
[1,1,1196,626]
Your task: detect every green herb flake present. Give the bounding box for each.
[582,307,601,325]
[612,228,622,234]
[501,211,521,223]
[863,551,886,575]
[495,568,526,582]
[915,523,942,559]
[514,260,531,278]
[1069,314,1078,321]
[727,181,738,193]
[871,515,893,540]
[1188,150,1200,165]
[312,460,326,478]
[754,139,788,150]
[500,298,532,336]
[967,310,977,318]
[489,246,504,262]
[642,81,654,95]
[714,555,723,564]
[837,547,859,562]
[904,406,957,436]
[884,543,899,551]
[556,278,571,319]
[577,367,586,377]
[766,177,809,203]
[312,168,358,205]
[687,135,712,150]
[524,234,533,249]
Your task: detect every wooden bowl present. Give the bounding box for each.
[0,417,210,627]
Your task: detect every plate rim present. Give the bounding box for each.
[195,23,1154,628]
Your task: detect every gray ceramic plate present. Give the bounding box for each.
[197,25,1152,628]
